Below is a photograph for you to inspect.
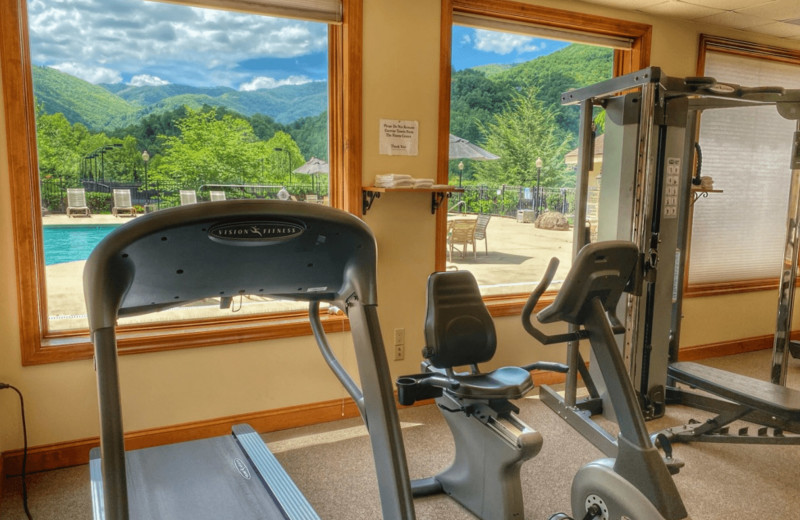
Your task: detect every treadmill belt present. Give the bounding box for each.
[90,426,319,519]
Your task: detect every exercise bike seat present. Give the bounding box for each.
[421,270,533,400]
[422,362,534,400]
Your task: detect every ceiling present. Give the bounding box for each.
[579,0,800,40]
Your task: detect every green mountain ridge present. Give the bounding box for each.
[32,65,328,131]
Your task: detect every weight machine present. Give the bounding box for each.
[540,66,800,448]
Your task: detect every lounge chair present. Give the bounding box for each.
[66,188,90,217]
[209,190,226,202]
[447,218,477,261]
[180,190,197,205]
[474,214,491,255]
[111,189,136,217]
[306,194,323,204]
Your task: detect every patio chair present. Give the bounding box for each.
[180,190,197,205]
[306,194,323,204]
[447,218,477,261]
[111,189,136,217]
[66,188,90,217]
[210,190,226,202]
[474,214,491,255]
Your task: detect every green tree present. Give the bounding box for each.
[264,131,305,185]
[473,87,572,188]
[153,107,270,187]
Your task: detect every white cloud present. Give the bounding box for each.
[51,62,122,84]
[129,74,170,87]
[240,75,313,91]
[473,30,545,55]
[26,0,328,87]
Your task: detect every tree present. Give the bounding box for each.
[473,87,572,188]
[154,107,271,187]
[264,131,305,185]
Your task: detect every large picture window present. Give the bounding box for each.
[687,36,800,293]
[436,0,651,309]
[1,0,362,364]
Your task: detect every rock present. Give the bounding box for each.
[535,211,570,230]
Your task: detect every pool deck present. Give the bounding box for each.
[43,214,137,225]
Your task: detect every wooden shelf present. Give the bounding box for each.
[362,186,464,215]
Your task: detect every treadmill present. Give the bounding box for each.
[84,200,416,519]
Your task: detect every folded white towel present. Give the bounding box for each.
[374,173,416,188]
[700,176,714,190]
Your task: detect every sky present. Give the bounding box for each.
[27,0,568,91]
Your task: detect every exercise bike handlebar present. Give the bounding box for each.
[521,257,588,346]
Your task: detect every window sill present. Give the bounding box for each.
[25,311,351,366]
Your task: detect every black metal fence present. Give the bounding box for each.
[448,185,576,219]
[41,178,574,219]
[40,178,327,214]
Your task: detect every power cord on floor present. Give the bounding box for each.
[0,382,34,520]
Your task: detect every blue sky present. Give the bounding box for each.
[451,25,568,71]
[27,0,566,90]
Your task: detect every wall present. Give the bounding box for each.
[2,0,800,456]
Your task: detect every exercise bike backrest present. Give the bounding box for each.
[422,270,497,369]
[522,241,639,344]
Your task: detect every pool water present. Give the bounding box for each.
[43,225,119,265]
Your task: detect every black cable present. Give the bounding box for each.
[1,383,33,519]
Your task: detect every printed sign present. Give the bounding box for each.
[379,119,419,156]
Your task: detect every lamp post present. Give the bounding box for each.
[535,157,543,217]
[274,147,291,185]
[141,150,150,204]
[457,160,464,188]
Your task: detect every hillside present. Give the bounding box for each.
[449,43,613,146]
[32,66,328,131]
[31,66,138,131]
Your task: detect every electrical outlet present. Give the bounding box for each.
[393,328,405,360]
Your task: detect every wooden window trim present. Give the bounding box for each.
[1,0,362,366]
[435,0,651,311]
[683,35,800,298]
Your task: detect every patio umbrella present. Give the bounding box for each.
[293,157,329,191]
[293,157,329,174]
[449,134,500,161]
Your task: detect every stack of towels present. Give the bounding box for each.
[375,174,435,188]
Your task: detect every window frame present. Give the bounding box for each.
[435,0,651,317]
[684,34,800,299]
[1,0,363,365]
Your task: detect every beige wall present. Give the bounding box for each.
[2,0,800,452]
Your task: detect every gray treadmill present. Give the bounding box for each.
[84,200,416,520]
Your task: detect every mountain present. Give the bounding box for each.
[449,43,613,146]
[31,66,138,131]
[32,65,328,131]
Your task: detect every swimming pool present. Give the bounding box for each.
[43,225,119,265]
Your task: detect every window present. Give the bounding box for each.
[1,0,362,364]
[436,0,651,311]
[687,36,800,294]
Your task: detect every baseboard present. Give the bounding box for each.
[2,397,362,477]
[676,333,780,361]
[0,337,777,478]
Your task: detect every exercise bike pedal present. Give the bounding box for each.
[651,432,685,475]
[548,513,573,520]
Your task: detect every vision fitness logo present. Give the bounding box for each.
[207,220,305,243]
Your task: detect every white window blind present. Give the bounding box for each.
[159,0,342,23]
[453,13,633,50]
[689,51,800,284]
